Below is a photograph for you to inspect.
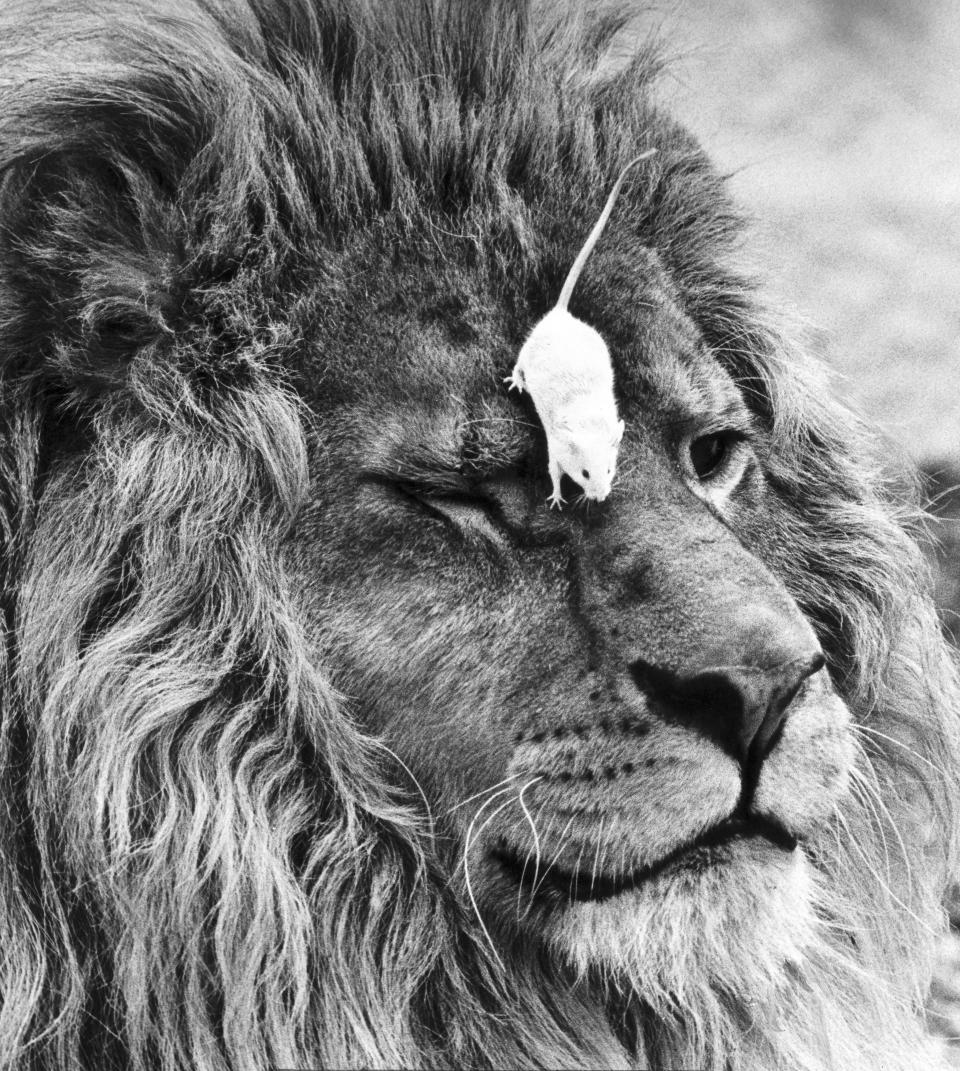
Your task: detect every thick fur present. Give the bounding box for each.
[0,1,958,1069]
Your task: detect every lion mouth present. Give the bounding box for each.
[491,816,797,904]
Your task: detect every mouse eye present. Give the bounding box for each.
[581,469,590,479]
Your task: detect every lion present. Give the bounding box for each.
[0,1,957,1069]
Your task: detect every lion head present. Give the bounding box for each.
[0,1,957,1069]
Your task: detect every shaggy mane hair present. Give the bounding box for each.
[0,1,957,1068]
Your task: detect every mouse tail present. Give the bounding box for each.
[556,148,656,312]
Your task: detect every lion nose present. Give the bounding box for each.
[630,638,826,766]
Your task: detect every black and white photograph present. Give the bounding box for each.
[0,1,957,1068]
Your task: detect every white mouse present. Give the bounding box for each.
[506,150,654,509]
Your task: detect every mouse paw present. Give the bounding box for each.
[503,372,524,393]
[546,491,565,510]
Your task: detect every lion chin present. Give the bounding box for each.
[551,844,815,993]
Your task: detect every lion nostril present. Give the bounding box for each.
[747,649,825,759]
[629,648,825,767]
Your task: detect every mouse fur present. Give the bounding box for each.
[506,150,653,508]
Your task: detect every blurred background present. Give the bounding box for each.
[662,0,959,463]
[647,0,960,1051]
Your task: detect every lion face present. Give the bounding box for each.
[289,253,856,991]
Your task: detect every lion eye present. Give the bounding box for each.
[689,434,732,479]
[419,494,506,547]
[681,428,754,504]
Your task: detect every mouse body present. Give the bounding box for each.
[507,308,624,507]
[506,150,653,508]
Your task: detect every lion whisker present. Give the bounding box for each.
[590,816,606,894]
[515,778,544,920]
[852,723,946,776]
[453,784,519,877]
[517,801,555,921]
[847,767,894,883]
[845,733,944,927]
[531,815,576,901]
[850,742,918,863]
[848,759,917,896]
[521,805,558,909]
[570,840,588,899]
[462,787,519,972]
[443,774,521,816]
[833,805,934,935]
[517,800,549,894]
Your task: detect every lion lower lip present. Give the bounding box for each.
[491,817,798,904]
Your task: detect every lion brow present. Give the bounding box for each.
[361,415,535,490]
[362,457,471,495]
[363,449,527,494]
[459,413,538,476]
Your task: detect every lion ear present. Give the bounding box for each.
[0,151,181,398]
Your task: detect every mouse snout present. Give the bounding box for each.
[583,475,612,501]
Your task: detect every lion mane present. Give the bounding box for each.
[0,1,957,1069]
